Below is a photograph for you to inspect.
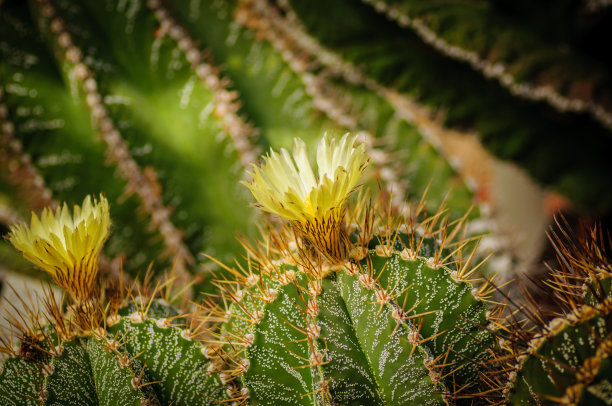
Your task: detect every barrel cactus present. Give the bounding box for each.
[0,195,227,405]
[215,134,497,404]
[481,219,612,405]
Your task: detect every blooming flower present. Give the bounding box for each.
[245,134,368,261]
[8,195,111,301]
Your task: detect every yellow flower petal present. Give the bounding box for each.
[244,134,369,261]
[8,195,111,301]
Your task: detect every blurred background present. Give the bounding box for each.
[1,0,611,313]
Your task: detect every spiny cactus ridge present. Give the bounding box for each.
[214,202,497,405]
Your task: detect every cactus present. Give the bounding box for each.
[479,218,612,405]
[0,139,495,405]
[0,195,227,405]
[2,0,612,402]
[0,0,494,286]
[212,134,498,404]
[3,134,612,404]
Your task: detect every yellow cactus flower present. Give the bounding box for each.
[8,195,110,301]
[245,134,368,261]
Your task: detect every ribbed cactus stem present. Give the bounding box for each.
[217,219,497,404]
[0,88,57,212]
[0,294,228,406]
[147,0,262,171]
[360,0,612,130]
[506,302,612,404]
[31,0,194,276]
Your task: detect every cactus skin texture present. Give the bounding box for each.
[0,294,227,406]
[217,217,495,405]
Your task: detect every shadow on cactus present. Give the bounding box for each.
[2,134,612,405]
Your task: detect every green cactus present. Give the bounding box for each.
[3,135,612,405]
[0,150,495,405]
[479,219,612,405]
[508,306,612,405]
[2,0,612,403]
[1,0,511,289]
[217,222,496,404]
[0,294,228,406]
[0,194,227,405]
[207,134,497,405]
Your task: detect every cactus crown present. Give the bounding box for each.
[1,195,227,405]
